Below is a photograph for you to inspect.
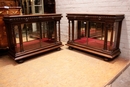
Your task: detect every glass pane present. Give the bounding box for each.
[74,21,86,44]
[74,21,105,50]
[113,22,119,49]
[87,22,105,49]
[14,25,20,43]
[105,23,119,51]
[14,21,57,53]
[41,21,55,47]
[35,6,42,13]
[23,22,41,51]
[14,23,41,52]
[106,23,114,51]
[34,0,42,5]
[14,25,20,52]
[111,22,119,50]
[74,21,87,45]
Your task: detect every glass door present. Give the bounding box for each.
[30,0,44,14]
[22,0,44,14]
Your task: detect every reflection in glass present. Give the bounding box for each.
[73,21,117,51]
[14,21,55,53]
[87,22,105,50]
[35,0,41,5]
[35,6,42,13]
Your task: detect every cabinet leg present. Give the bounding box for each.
[16,59,24,64]
[103,58,113,61]
[57,47,61,51]
[68,46,73,50]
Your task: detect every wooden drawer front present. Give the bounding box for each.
[8,9,20,15]
[0,8,20,15]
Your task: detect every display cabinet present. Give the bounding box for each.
[0,0,20,56]
[66,13,124,60]
[0,7,21,51]
[3,14,63,63]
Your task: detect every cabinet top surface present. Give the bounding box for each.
[66,13,124,21]
[3,13,62,23]
[4,13,62,18]
[0,6,21,9]
[66,13,124,16]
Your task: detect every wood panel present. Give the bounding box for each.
[0,7,21,49]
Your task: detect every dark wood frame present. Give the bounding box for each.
[44,0,56,13]
[3,14,63,63]
[66,13,124,60]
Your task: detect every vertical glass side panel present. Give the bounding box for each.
[56,21,59,41]
[28,0,32,14]
[104,22,119,51]
[74,20,78,40]
[14,25,20,53]
[106,23,115,51]
[113,22,119,50]
[69,21,72,41]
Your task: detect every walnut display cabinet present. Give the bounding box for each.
[3,14,63,63]
[0,7,21,49]
[66,13,124,61]
[0,0,20,53]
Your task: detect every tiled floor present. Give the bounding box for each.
[0,45,130,87]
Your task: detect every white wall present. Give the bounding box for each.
[55,0,130,59]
